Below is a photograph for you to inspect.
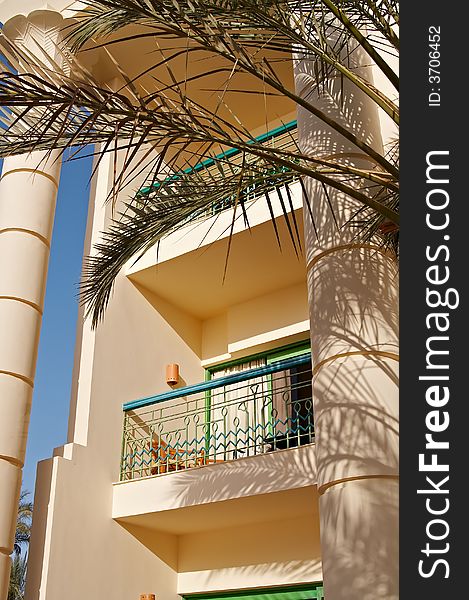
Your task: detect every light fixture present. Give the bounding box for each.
[166,363,179,385]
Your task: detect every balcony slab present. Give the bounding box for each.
[125,183,305,320]
[113,444,317,535]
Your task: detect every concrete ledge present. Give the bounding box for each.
[113,445,317,534]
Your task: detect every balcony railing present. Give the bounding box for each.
[120,355,314,481]
[138,120,300,224]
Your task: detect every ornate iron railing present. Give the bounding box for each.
[120,355,314,481]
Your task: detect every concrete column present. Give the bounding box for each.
[0,11,69,600]
[295,44,399,599]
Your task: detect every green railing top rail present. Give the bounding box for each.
[138,119,298,196]
[123,353,311,412]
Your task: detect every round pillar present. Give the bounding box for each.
[295,42,399,599]
[0,11,70,600]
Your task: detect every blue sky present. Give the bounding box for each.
[18,154,92,495]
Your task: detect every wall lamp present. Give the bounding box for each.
[165,363,179,385]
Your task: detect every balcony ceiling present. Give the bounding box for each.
[78,24,296,145]
[127,201,307,321]
[116,485,318,536]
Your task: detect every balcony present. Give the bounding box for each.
[120,354,314,481]
[138,119,300,224]
[125,120,306,325]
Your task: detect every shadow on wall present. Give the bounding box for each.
[115,449,321,584]
[118,521,179,570]
[163,445,317,508]
[319,478,398,600]
[310,248,398,358]
[176,559,324,594]
[313,351,398,484]
[296,36,399,600]
[132,281,202,356]
[310,248,399,485]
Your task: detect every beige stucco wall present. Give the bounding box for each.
[26,149,197,599]
[201,283,309,365]
[177,514,322,594]
[6,6,318,593]
[226,283,309,356]
[26,139,317,598]
[113,446,317,521]
[113,450,321,595]
[26,445,179,600]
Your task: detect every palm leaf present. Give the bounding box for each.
[8,553,27,600]
[0,0,399,326]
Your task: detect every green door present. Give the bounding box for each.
[266,344,312,447]
[203,341,312,459]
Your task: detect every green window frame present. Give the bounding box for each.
[206,340,311,378]
[204,340,312,453]
[182,583,324,600]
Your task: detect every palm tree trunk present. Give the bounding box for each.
[0,12,66,600]
[295,44,399,599]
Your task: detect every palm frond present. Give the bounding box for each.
[13,491,33,556]
[0,0,399,326]
[81,141,398,327]
[8,554,27,600]
[69,1,399,89]
[0,34,397,218]
[80,156,301,326]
